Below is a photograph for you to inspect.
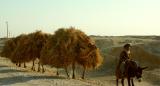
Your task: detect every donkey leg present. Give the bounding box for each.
[121,78,124,86]
[116,78,119,86]
[131,78,134,86]
[127,77,131,86]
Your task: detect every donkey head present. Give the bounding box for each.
[136,66,148,82]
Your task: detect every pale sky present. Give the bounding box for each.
[0,0,160,37]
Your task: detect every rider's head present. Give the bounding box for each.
[123,43,131,51]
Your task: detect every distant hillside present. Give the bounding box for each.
[109,45,160,68]
[0,36,160,70]
[0,38,8,52]
[93,36,160,73]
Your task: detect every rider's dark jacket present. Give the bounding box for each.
[117,50,131,68]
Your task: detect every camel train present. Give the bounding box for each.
[0,27,103,79]
[0,27,147,86]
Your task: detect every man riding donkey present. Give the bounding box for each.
[118,43,132,76]
[116,43,148,86]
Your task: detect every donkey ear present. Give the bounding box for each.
[141,67,148,70]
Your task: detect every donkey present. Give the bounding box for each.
[115,60,148,86]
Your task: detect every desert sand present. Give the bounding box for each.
[0,36,160,86]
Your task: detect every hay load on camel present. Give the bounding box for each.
[0,38,15,58]
[1,34,29,67]
[1,28,103,79]
[1,31,50,70]
[24,31,51,71]
[11,34,30,67]
[40,27,103,79]
[0,34,25,59]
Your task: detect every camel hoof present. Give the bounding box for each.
[81,77,85,79]
[31,68,35,71]
[72,76,75,79]
[56,73,59,76]
[42,70,45,73]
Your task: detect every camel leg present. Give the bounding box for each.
[31,60,35,71]
[127,77,131,86]
[42,65,45,73]
[65,67,69,78]
[121,78,124,86]
[18,63,21,67]
[56,68,59,76]
[131,78,134,86]
[24,62,27,68]
[72,63,75,79]
[37,61,41,72]
[16,63,18,66]
[116,78,119,86]
[81,66,86,79]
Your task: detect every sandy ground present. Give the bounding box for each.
[0,37,160,86]
[0,57,159,86]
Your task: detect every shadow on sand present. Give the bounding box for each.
[0,75,66,85]
[0,65,66,85]
[0,65,8,68]
[0,68,27,73]
[0,65,27,73]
